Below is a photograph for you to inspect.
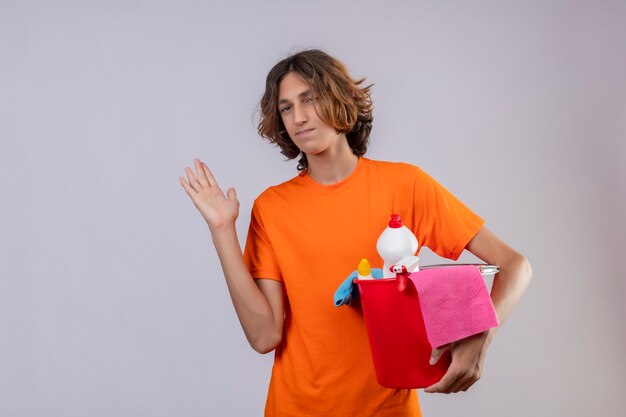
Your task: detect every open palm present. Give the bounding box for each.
[179,158,239,231]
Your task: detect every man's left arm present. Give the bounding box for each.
[424,226,533,394]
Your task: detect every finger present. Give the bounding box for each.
[448,375,469,393]
[430,347,445,365]
[429,349,441,365]
[458,372,480,392]
[178,176,197,197]
[457,379,476,393]
[202,163,225,196]
[201,162,219,188]
[194,158,209,187]
[424,369,457,394]
[185,166,202,192]
[226,187,237,201]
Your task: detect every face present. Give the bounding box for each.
[277,72,342,157]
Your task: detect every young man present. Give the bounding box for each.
[179,49,532,416]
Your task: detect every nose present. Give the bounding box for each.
[293,102,308,125]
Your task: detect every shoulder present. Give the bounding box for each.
[364,158,425,181]
[364,158,444,199]
[253,172,307,207]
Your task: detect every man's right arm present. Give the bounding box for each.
[179,158,285,354]
[212,225,285,354]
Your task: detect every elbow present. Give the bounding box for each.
[524,258,533,281]
[522,255,533,284]
[510,252,533,286]
[252,342,276,355]
[254,346,276,355]
[515,251,533,279]
[250,331,282,355]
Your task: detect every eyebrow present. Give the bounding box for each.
[278,89,313,105]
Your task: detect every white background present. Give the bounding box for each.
[1,0,625,416]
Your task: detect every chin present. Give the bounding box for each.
[301,147,327,157]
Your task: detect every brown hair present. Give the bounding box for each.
[258,49,373,171]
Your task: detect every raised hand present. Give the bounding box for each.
[179,158,240,232]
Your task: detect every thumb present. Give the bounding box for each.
[429,348,443,365]
[429,344,450,365]
[226,187,237,201]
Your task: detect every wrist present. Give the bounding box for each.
[210,224,242,258]
[210,221,237,241]
[484,328,497,347]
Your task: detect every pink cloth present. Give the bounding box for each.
[408,265,499,348]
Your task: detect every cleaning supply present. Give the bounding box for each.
[352,264,499,388]
[333,267,384,306]
[376,214,418,278]
[407,265,499,348]
[354,273,451,388]
[396,255,420,273]
[390,264,409,292]
[357,258,373,280]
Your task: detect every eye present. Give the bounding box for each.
[280,105,292,113]
[304,97,314,104]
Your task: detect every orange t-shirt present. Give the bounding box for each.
[243,158,484,417]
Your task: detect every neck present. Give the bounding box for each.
[305,134,359,184]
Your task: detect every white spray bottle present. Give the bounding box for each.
[376,214,419,278]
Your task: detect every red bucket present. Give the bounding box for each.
[355,277,451,389]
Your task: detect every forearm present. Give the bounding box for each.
[465,227,533,346]
[485,253,533,344]
[211,224,282,353]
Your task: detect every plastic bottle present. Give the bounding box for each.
[376,214,418,278]
[357,258,373,280]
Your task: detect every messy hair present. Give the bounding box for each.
[258,49,373,171]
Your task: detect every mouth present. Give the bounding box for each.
[296,128,315,137]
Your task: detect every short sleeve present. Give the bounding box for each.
[412,167,485,260]
[243,200,283,282]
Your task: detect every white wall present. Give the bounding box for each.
[1,0,624,416]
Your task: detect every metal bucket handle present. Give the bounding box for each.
[419,263,499,276]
